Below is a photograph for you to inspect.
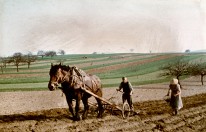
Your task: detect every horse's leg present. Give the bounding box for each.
[65,95,75,118]
[95,89,104,118]
[82,94,90,120]
[96,98,104,118]
[74,92,81,121]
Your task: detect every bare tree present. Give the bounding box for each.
[58,49,65,55]
[0,57,4,73]
[0,56,16,73]
[188,63,206,85]
[45,51,57,58]
[37,50,45,58]
[130,49,134,53]
[1,57,13,68]
[12,52,24,72]
[160,60,190,88]
[0,65,3,73]
[185,49,191,53]
[23,53,37,68]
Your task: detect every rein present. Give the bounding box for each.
[55,66,94,91]
[58,71,70,84]
[51,69,71,88]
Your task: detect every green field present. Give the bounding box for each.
[0,53,205,92]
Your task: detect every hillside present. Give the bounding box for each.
[0,53,206,91]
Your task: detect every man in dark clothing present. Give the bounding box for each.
[117,77,134,110]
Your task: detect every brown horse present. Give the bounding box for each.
[48,63,104,121]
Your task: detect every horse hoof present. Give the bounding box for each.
[76,119,81,121]
[73,118,81,121]
[74,115,81,121]
[97,115,103,118]
[82,115,87,120]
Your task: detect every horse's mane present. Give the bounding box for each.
[60,65,70,71]
[51,64,87,77]
[50,64,70,75]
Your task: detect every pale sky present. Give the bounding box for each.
[0,0,206,56]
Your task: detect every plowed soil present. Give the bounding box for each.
[0,77,206,132]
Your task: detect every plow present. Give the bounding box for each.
[81,87,139,119]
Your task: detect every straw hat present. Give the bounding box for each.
[170,78,178,85]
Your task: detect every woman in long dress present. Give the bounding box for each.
[166,78,183,115]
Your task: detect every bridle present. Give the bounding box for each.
[50,68,70,88]
[50,67,84,89]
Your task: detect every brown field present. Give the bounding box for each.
[0,77,206,132]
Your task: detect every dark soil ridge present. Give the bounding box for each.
[1,93,206,132]
[0,93,206,123]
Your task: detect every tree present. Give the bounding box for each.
[0,58,4,73]
[0,64,3,73]
[12,52,24,72]
[188,63,206,85]
[130,49,134,53]
[1,57,13,68]
[93,52,97,54]
[45,51,57,58]
[160,60,190,88]
[37,50,45,58]
[23,53,37,69]
[185,49,191,53]
[0,56,19,73]
[58,49,65,55]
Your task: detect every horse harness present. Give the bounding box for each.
[68,67,84,87]
[69,67,100,93]
[57,66,100,94]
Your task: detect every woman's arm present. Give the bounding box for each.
[174,84,181,96]
[166,85,171,96]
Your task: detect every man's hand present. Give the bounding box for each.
[130,91,133,95]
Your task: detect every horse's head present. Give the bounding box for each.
[48,63,70,91]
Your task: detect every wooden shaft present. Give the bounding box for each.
[81,87,122,111]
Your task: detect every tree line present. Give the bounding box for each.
[37,49,65,58]
[0,50,66,73]
[161,59,206,86]
[0,52,37,73]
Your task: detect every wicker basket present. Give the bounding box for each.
[163,96,170,103]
